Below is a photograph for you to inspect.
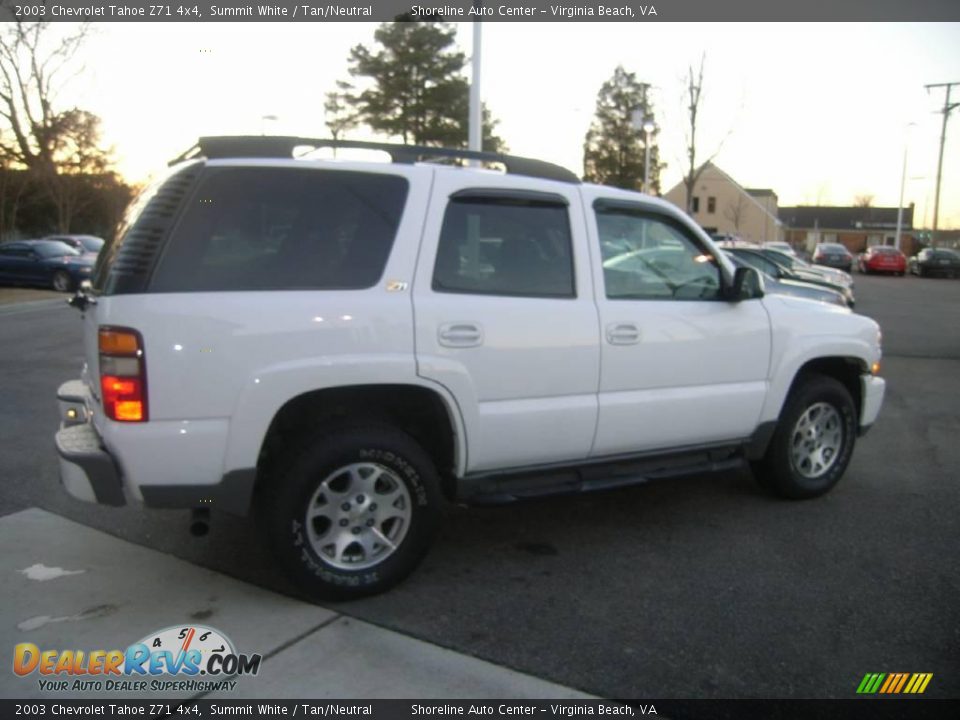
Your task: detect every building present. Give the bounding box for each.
[778,205,916,255]
[663,162,783,244]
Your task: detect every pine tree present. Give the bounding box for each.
[344,20,504,151]
[583,66,661,193]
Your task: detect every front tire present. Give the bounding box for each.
[265,425,443,601]
[754,375,857,499]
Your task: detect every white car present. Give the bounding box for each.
[55,136,886,599]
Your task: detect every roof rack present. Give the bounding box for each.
[169,136,581,185]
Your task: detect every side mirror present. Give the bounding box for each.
[725,266,764,302]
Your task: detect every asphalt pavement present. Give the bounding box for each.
[1,276,958,700]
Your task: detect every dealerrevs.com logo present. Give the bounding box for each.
[13,625,261,693]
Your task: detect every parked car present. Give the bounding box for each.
[45,234,105,257]
[55,136,885,600]
[763,247,855,287]
[813,243,854,272]
[734,247,856,306]
[909,248,960,278]
[762,241,797,257]
[0,239,95,292]
[859,246,906,275]
[724,251,848,307]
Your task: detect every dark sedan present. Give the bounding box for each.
[724,252,847,307]
[909,248,960,278]
[726,247,855,306]
[0,239,96,292]
[813,242,855,272]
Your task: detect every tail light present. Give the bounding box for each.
[99,327,148,422]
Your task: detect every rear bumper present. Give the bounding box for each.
[56,423,125,506]
[55,378,254,514]
[55,380,125,506]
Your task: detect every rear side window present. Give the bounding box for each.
[432,195,575,298]
[150,168,408,292]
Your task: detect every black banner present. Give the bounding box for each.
[0,0,958,23]
[2,699,959,720]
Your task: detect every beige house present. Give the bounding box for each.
[663,162,783,243]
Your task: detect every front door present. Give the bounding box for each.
[587,196,772,457]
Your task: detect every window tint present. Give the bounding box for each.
[732,250,778,277]
[33,241,80,258]
[596,207,721,300]
[432,196,574,298]
[150,168,408,292]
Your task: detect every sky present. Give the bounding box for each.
[57,21,960,228]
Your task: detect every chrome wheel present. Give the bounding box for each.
[305,462,412,571]
[789,402,843,479]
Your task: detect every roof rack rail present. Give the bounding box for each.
[170,136,581,185]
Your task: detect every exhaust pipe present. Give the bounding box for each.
[190,508,210,537]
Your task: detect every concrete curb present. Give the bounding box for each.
[1,508,591,700]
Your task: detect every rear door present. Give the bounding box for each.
[413,174,600,473]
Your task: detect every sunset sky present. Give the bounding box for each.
[58,21,960,228]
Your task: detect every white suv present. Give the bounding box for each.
[56,137,886,599]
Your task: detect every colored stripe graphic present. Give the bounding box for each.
[857,672,932,694]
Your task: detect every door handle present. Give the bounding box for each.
[438,323,484,348]
[606,322,641,345]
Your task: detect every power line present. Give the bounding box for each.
[925,81,960,245]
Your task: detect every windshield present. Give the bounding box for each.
[79,236,105,252]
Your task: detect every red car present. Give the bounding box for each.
[859,245,906,276]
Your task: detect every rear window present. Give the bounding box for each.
[33,241,80,258]
[149,167,408,293]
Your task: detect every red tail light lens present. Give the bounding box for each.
[99,327,148,422]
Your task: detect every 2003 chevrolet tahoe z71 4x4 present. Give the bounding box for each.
[55,137,885,599]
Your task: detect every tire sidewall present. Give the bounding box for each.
[52,271,72,292]
[766,376,857,499]
[268,427,442,600]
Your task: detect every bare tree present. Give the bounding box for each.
[853,194,874,208]
[724,194,749,234]
[680,55,732,214]
[0,22,113,231]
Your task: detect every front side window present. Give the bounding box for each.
[432,195,575,298]
[596,205,721,301]
[150,168,408,292]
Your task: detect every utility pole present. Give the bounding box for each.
[925,81,960,246]
[468,4,483,159]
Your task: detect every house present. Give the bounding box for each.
[778,205,916,255]
[663,162,783,244]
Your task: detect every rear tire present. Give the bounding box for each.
[264,425,443,601]
[754,375,857,499]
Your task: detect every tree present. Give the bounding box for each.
[343,20,504,151]
[582,65,662,193]
[324,80,357,144]
[854,194,874,208]
[0,22,118,233]
[681,55,730,214]
[724,194,749,233]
